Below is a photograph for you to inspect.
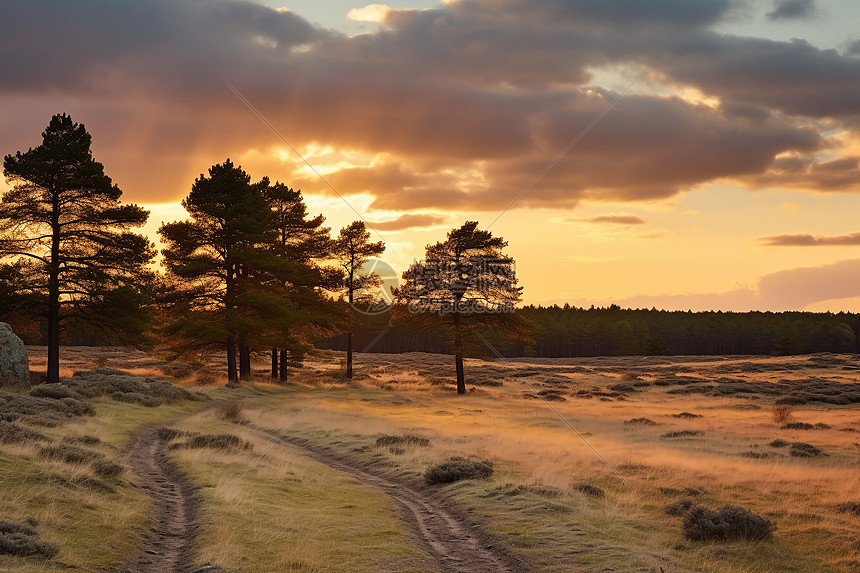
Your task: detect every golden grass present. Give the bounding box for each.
[3,348,859,571]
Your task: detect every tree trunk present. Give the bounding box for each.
[47,189,61,385]
[455,350,465,394]
[346,331,353,379]
[279,349,288,383]
[271,347,278,379]
[239,343,251,380]
[226,335,238,384]
[454,323,465,395]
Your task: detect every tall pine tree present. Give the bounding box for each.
[159,159,274,384]
[392,221,530,394]
[0,114,153,383]
[333,221,385,379]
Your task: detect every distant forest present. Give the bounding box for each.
[320,304,860,358]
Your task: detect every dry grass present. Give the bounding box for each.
[773,403,794,424]
[4,347,860,572]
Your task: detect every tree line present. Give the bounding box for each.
[321,304,860,358]
[0,114,525,391]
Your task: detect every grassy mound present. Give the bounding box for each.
[424,457,493,484]
[683,505,775,542]
[0,521,59,559]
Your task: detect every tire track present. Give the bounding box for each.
[118,426,200,573]
[256,427,527,573]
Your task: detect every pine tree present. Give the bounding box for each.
[392,221,530,394]
[259,180,341,382]
[0,114,154,383]
[159,159,274,384]
[333,221,385,379]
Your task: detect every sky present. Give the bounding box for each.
[2,0,860,312]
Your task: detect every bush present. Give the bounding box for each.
[91,459,125,477]
[836,502,860,516]
[673,412,702,419]
[0,421,47,444]
[781,422,830,430]
[424,457,494,484]
[172,433,252,451]
[0,521,59,559]
[768,439,789,448]
[574,483,605,497]
[38,444,103,465]
[666,498,697,516]
[772,404,793,424]
[683,505,775,542]
[375,434,431,448]
[215,400,249,425]
[624,417,657,426]
[157,427,187,441]
[662,430,704,439]
[111,391,160,407]
[789,442,825,457]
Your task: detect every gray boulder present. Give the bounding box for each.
[0,323,30,389]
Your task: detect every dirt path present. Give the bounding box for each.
[256,427,527,573]
[117,426,200,573]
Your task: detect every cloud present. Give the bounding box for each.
[369,213,449,231]
[760,232,860,246]
[347,4,392,23]
[0,0,856,213]
[563,214,646,225]
[561,259,860,312]
[767,0,817,21]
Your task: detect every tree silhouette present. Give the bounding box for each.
[260,180,339,382]
[392,221,530,394]
[0,113,153,383]
[159,159,274,384]
[333,221,385,379]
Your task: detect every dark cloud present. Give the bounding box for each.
[847,40,860,57]
[767,0,817,21]
[761,233,860,246]
[744,155,860,193]
[0,0,856,212]
[370,213,450,231]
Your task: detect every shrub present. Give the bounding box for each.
[0,421,47,444]
[673,412,702,419]
[172,433,252,451]
[62,434,101,445]
[38,444,103,465]
[683,505,775,542]
[0,521,59,559]
[157,427,186,441]
[424,457,493,484]
[215,400,249,425]
[662,430,705,439]
[789,442,825,457]
[375,434,430,448]
[91,459,125,477]
[772,404,793,424]
[625,417,658,426]
[111,391,160,407]
[768,439,789,448]
[29,385,75,400]
[666,498,697,516]
[574,483,605,497]
[836,502,860,516]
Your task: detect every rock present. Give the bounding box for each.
[0,323,30,389]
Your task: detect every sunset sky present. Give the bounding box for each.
[3,0,860,312]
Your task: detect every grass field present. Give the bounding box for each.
[1,347,859,572]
